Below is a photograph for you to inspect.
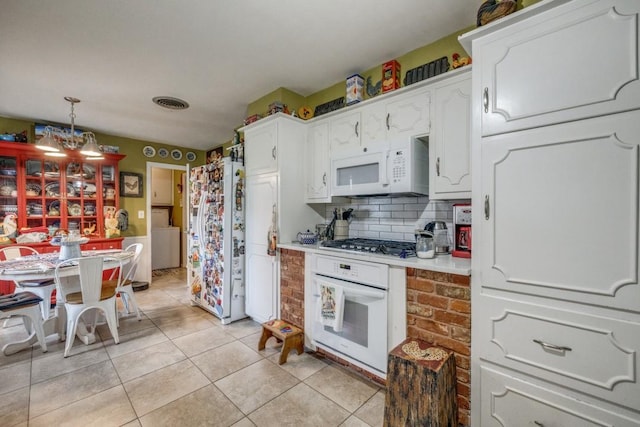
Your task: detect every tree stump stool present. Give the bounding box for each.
[258,319,304,365]
[384,338,457,427]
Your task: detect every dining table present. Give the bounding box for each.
[0,248,133,355]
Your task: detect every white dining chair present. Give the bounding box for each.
[0,292,48,354]
[55,256,122,357]
[0,246,56,321]
[104,243,143,321]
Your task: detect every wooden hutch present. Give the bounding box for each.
[0,141,126,293]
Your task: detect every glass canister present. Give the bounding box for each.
[416,232,435,259]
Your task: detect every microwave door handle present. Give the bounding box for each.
[381,150,390,186]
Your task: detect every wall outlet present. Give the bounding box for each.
[138,210,144,219]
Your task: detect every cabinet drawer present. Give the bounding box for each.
[480,366,640,426]
[478,0,640,135]
[478,296,640,409]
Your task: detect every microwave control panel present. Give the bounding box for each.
[391,149,407,182]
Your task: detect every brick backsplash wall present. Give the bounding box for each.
[323,197,466,242]
[279,249,305,329]
[406,267,471,427]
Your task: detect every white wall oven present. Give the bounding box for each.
[310,254,389,376]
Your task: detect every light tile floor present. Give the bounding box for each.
[0,269,385,426]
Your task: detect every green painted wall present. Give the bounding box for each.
[247,0,542,118]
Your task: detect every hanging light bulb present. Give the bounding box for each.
[80,132,102,156]
[35,126,62,152]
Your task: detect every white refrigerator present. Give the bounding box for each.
[187,157,246,324]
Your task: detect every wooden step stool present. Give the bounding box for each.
[258,319,304,365]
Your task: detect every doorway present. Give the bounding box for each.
[145,162,188,281]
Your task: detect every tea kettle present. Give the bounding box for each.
[424,221,450,254]
[297,230,317,245]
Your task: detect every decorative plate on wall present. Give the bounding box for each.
[143,146,156,158]
[158,148,169,158]
[171,149,183,160]
[186,152,196,162]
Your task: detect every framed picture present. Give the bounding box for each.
[120,172,143,197]
[206,147,223,164]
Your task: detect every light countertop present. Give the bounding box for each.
[278,242,471,276]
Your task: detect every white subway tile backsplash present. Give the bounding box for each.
[323,196,470,241]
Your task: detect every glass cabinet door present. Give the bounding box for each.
[65,161,98,236]
[26,158,64,231]
[0,155,18,237]
[101,163,117,237]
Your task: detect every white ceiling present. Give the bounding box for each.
[0,0,476,151]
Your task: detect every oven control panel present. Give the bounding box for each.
[312,254,389,289]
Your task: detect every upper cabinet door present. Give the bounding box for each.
[245,121,278,176]
[479,109,640,313]
[360,102,387,149]
[329,111,361,155]
[430,71,472,200]
[478,0,640,136]
[305,121,331,202]
[386,88,431,140]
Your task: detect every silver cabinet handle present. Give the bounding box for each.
[272,146,276,160]
[386,113,390,130]
[355,121,359,137]
[436,157,440,176]
[533,339,572,352]
[484,195,490,220]
[322,172,327,185]
[534,422,544,427]
[483,87,489,113]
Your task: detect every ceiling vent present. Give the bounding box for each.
[152,96,189,110]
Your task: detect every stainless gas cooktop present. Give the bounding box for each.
[320,238,416,258]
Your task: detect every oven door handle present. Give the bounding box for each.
[314,286,385,300]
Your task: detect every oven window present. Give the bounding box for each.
[336,163,379,186]
[323,299,368,347]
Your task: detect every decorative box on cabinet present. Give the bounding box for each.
[460,0,640,425]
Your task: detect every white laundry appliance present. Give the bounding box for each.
[151,208,180,270]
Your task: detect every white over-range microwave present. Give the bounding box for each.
[331,137,429,197]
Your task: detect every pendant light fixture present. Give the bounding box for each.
[35,97,104,159]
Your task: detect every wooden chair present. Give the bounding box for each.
[55,256,122,357]
[0,246,56,320]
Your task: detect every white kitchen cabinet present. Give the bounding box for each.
[480,111,640,312]
[480,366,640,427]
[243,114,325,323]
[429,69,471,200]
[360,88,431,151]
[329,110,361,155]
[475,0,640,137]
[330,88,431,158]
[244,120,278,175]
[151,167,173,205]
[304,120,331,202]
[245,173,278,322]
[460,0,640,424]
